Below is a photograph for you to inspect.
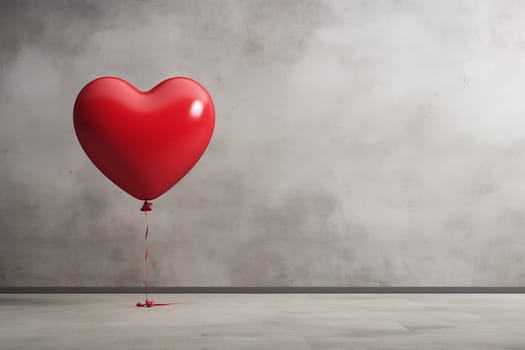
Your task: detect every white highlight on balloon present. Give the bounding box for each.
[190,100,203,118]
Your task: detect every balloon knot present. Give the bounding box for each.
[141,201,152,212]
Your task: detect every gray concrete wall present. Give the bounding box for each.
[1,0,525,287]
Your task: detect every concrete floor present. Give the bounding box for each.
[1,294,525,349]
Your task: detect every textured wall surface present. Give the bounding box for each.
[1,0,525,287]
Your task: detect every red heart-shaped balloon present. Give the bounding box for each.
[73,76,215,200]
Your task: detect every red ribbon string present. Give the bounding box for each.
[136,200,175,308]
